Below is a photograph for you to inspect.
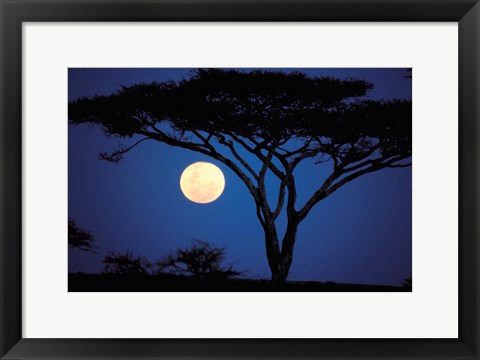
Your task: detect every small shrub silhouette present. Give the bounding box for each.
[102,251,153,275]
[68,219,96,253]
[157,239,241,279]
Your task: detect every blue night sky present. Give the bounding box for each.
[68,68,412,286]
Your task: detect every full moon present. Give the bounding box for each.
[180,162,225,204]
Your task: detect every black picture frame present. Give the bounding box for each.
[1,1,479,359]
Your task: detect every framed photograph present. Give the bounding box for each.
[1,0,479,359]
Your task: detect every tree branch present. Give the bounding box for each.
[259,141,278,181]
[214,133,259,182]
[289,146,326,169]
[388,163,412,168]
[285,172,298,216]
[256,142,280,219]
[272,181,286,220]
[256,204,266,227]
[339,143,383,172]
[98,137,151,163]
[298,153,411,221]
[225,131,285,180]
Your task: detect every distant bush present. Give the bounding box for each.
[157,239,241,279]
[68,219,96,253]
[102,251,153,275]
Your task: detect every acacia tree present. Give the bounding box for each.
[69,69,411,284]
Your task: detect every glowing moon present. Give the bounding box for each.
[180,162,225,204]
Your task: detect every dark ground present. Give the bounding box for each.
[68,273,411,292]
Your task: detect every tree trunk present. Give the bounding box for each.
[271,264,291,285]
[262,221,281,282]
[264,217,299,286]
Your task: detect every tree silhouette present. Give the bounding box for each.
[68,219,96,253]
[102,251,153,275]
[69,69,412,284]
[157,239,240,279]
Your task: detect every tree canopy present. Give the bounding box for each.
[69,69,411,217]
